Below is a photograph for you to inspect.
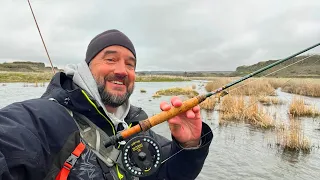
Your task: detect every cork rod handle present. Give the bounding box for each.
[120,95,207,139]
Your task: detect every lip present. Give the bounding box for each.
[106,81,126,89]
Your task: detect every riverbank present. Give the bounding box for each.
[0,71,189,83]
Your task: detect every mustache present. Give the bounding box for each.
[102,74,129,86]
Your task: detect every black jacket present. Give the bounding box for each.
[0,72,213,180]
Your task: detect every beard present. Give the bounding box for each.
[96,75,134,108]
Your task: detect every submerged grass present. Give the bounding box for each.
[204,77,320,97]
[155,87,199,98]
[267,78,320,97]
[205,78,276,96]
[289,96,320,117]
[258,96,285,105]
[219,95,276,129]
[276,116,311,152]
[199,96,217,110]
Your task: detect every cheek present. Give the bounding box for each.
[128,71,136,84]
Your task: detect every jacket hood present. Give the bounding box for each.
[41,61,130,129]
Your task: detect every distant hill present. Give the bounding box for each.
[230,55,320,78]
[0,61,60,72]
[1,55,319,78]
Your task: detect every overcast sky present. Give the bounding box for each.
[1,0,320,71]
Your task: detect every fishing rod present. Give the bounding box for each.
[27,0,55,74]
[105,42,320,147]
[107,42,320,177]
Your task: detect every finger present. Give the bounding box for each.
[195,111,201,119]
[160,101,171,111]
[192,105,200,113]
[186,109,195,119]
[171,96,182,107]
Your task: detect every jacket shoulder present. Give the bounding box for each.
[0,98,79,178]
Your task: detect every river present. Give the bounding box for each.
[1,81,320,179]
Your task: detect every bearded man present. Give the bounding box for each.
[0,29,213,180]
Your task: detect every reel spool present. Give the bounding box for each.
[122,136,162,177]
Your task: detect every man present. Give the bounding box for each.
[0,29,213,180]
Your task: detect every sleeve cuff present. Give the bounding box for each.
[178,139,202,149]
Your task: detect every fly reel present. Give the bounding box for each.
[122,136,162,177]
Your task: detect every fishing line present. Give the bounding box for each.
[161,125,220,164]
[159,51,320,163]
[27,0,55,74]
[227,54,317,94]
[232,55,320,111]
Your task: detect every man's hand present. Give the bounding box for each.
[160,96,202,148]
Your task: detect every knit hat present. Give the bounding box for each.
[85,29,136,64]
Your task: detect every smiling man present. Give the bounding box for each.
[0,29,213,180]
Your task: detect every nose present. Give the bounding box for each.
[114,60,128,78]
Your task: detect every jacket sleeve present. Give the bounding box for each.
[144,122,213,180]
[0,99,77,180]
[0,102,48,180]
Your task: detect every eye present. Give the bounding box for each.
[126,63,135,69]
[105,58,115,63]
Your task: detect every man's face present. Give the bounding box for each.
[89,45,136,108]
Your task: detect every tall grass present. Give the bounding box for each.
[219,95,276,129]
[268,78,320,97]
[258,96,285,105]
[205,78,276,96]
[282,80,320,97]
[276,116,311,152]
[199,96,217,110]
[289,96,320,117]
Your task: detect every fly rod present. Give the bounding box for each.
[104,42,320,147]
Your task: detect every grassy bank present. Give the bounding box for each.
[0,71,53,83]
[0,72,189,83]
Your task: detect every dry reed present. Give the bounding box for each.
[242,97,276,129]
[282,80,320,97]
[219,95,245,124]
[258,96,285,105]
[155,87,199,98]
[276,116,310,152]
[268,78,320,97]
[289,96,320,117]
[219,95,276,128]
[205,78,276,96]
[152,93,161,98]
[199,96,217,110]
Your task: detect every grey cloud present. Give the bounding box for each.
[0,0,319,71]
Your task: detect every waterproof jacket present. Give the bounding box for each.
[0,72,213,180]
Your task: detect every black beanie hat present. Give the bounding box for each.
[85,29,136,64]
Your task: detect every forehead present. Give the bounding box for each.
[102,45,135,59]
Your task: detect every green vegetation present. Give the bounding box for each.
[0,61,59,72]
[0,72,53,83]
[155,87,199,97]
